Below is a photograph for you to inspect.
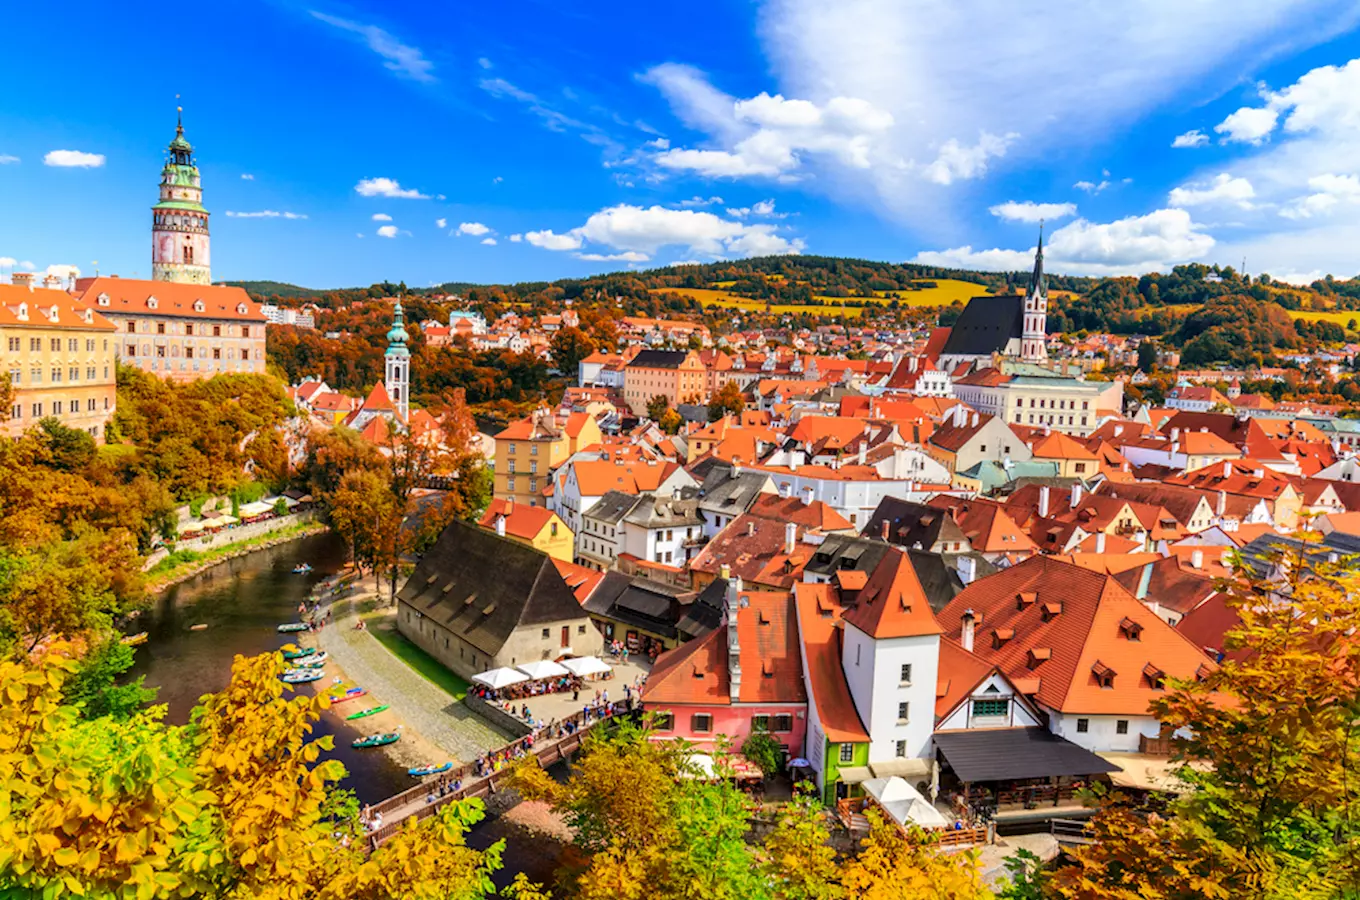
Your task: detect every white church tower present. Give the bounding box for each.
[384,300,411,422]
[151,108,212,284]
[1019,225,1048,362]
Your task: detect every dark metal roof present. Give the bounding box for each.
[627,349,690,369]
[677,577,728,639]
[906,549,968,613]
[803,533,894,577]
[939,295,1023,357]
[583,571,683,638]
[934,727,1121,783]
[863,497,970,551]
[585,490,639,526]
[397,520,587,657]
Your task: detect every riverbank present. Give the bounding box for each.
[314,588,508,769]
[146,519,327,592]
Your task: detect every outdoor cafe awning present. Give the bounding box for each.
[561,656,612,677]
[471,667,529,689]
[934,728,1122,784]
[838,766,874,784]
[1097,753,1207,794]
[517,659,570,680]
[870,759,932,779]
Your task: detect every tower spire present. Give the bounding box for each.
[384,298,411,422]
[1018,221,1049,363]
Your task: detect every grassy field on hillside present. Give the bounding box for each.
[1289,309,1360,327]
[651,278,989,317]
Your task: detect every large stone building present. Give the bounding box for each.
[936,231,1050,373]
[622,349,707,417]
[71,113,266,381]
[0,284,117,440]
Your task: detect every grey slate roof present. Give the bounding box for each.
[803,533,895,579]
[939,295,1023,357]
[586,490,640,526]
[862,497,971,551]
[583,571,684,638]
[396,519,586,657]
[627,349,689,369]
[677,577,729,639]
[934,727,1120,783]
[697,463,773,517]
[624,493,704,529]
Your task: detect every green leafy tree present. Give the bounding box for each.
[708,381,746,422]
[647,395,671,422]
[741,729,784,778]
[550,326,597,376]
[60,636,158,720]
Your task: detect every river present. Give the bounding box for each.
[130,530,411,804]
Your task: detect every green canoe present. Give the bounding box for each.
[277,623,310,634]
[346,705,390,720]
[352,732,400,749]
[281,647,313,660]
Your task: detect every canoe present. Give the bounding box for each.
[352,732,400,749]
[281,647,314,660]
[408,762,454,777]
[328,688,367,704]
[294,658,326,669]
[277,623,310,633]
[189,624,208,631]
[293,564,313,574]
[345,705,390,721]
[120,632,148,646]
[293,651,328,666]
[282,670,324,683]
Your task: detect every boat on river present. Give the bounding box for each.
[346,704,389,720]
[293,564,313,574]
[352,732,400,749]
[293,651,329,666]
[282,669,324,683]
[281,646,314,660]
[120,632,148,646]
[277,623,310,633]
[408,762,454,778]
[328,687,367,704]
[189,624,208,631]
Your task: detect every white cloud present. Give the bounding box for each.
[1171,129,1209,148]
[224,210,308,219]
[921,132,1017,185]
[435,218,447,229]
[509,233,523,242]
[376,225,399,238]
[241,173,255,180]
[646,79,896,181]
[0,257,16,267]
[988,201,1077,223]
[1074,179,1110,194]
[479,77,623,156]
[525,203,805,262]
[478,57,493,69]
[44,150,104,168]
[576,251,649,262]
[739,0,1360,218]
[355,177,429,199]
[646,137,671,150]
[492,176,503,184]
[372,213,393,221]
[1215,105,1279,144]
[43,264,80,282]
[481,237,498,245]
[456,222,491,236]
[310,11,434,83]
[676,195,724,208]
[1279,173,1360,219]
[914,208,1214,276]
[0,155,19,164]
[525,230,584,251]
[668,260,705,267]
[1167,173,1256,208]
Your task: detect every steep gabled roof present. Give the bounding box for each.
[939,295,1023,357]
[840,546,943,639]
[795,584,870,742]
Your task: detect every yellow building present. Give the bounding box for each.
[1029,431,1101,478]
[494,408,602,507]
[1,283,118,440]
[476,498,575,561]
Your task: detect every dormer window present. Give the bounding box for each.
[1026,647,1050,669]
[1119,617,1143,641]
[1041,601,1063,622]
[1092,660,1116,689]
[193,300,205,312]
[1196,663,1213,682]
[1016,591,1037,610]
[97,293,110,307]
[16,303,27,321]
[147,297,158,309]
[991,628,1014,649]
[1143,663,1166,690]
[237,303,248,315]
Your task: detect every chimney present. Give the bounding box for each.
[785,522,797,556]
[789,452,800,472]
[11,272,34,288]
[726,578,744,703]
[801,485,814,506]
[1095,531,1106,553]
[881,519,890,541]
[1191,549,1204,570]
[747,521,757,537]
[909,356,919,373]
[1071,483,1083,508]
[1038,485,1051,518]
[971,412,979,428]
[778,481,791,499]
[1170,427,1180,442]
[495,515,507,537]
[957,555,977,586]
[505,496,514,514]
[857,442,867,466]
[1217,490,1227,517]
[1222,461,1232,479]
[960,608,976,653]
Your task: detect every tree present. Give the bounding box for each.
[708,381,746,422]
[550,326,597,376]
[838,812,991,900]
[327,469,401,587]
[658,408,683,435]
[1050,542,1360,897]
[741,729,784,778]
[60,636,158,720]
[762,789,843,900]
[1136,341,1157,374]
[647,395,671,422]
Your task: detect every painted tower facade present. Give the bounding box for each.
[385,300,411,421]
[151,110,211,284]
[1019,226,1048,362]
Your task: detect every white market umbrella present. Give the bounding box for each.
[472,667,529,689]
[517,659,570,680]
[561,656,613,677]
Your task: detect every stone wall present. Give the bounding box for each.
[465,693,533,738]
[143,511,319,571]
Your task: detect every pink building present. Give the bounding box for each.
[641,583,807,759]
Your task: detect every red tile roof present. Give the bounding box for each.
[794,584,869,742]
[841,546,942,639]
[0,285,116,331]
[75,277,265,322]
[478,499,558,541]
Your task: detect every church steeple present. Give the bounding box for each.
[384,300,411,422]
[1019,223,1048,363]
[152,107,211,284]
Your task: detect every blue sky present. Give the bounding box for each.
[4,1,1360,288]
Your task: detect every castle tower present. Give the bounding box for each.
[1019,224,1048,362]
[385,300,411,422]
[151,108,211,284]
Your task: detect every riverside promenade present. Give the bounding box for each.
[315,595,509,763]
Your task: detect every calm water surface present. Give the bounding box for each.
[130,531,410,804]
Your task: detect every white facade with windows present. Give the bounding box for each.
[840,624,940,762]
